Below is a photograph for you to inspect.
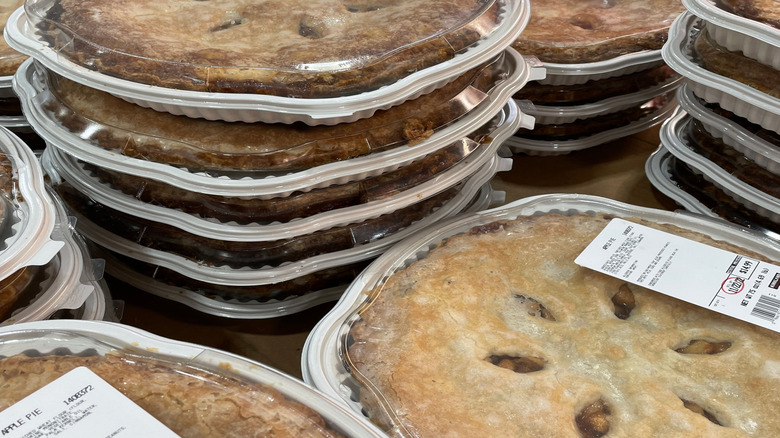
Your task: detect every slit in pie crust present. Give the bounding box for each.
[347,212,780,436]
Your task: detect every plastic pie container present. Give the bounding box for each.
[644,145,714,216]
[301,193,780,435]
[676,84,780,175]
[645,145,780,240]
[660,108,780,224]
[41,100,518,242]
[9,0,531,124]
[56,154,511,287]
[522,74,683,125]
[15,57,534,197]
[682,0,780,69]
[662,12,780,133]
[505,92,678,155]
[0,127,62,283]
[92,183,499,319]
[0,319,386,437]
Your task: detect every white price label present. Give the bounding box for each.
[575,218,780,332]
[0,366,179,437]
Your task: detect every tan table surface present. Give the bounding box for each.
[110,124,680,380]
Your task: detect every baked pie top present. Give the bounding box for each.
[41,55,505,171]
[511,0,684,63]
[0,353,343,437]
[347,212,780,437]
[33,0,501,97]
[693,28,780,99]
[718,0,780,28]
[0,0,25,76]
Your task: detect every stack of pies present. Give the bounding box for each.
[0,126,108,325]
[506,0,685,155]
[7,0,539,317]
[649,0,780,238]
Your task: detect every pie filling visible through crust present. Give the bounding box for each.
[34,0,502,97]
[347,212,780,437]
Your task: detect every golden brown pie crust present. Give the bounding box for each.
[0,266,38,321]
[718,0,780,28]
[55,180,458,269]
[43,56,505,171]
[511,0,684,63]
[348,212,780,436]
[36,0,500,97]
[0,353,342,437]
[693,28,780,98]
[0,0,26,76]
[513,64,678,105]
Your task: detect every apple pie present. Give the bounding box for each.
[348,212,780,436]
[41,56,506,171]
[511,0,684,63]
[34,0,502,97]
[718,0,780,28]
[0,352,343,437]
[0,0,26,76]
[693,27,780,99]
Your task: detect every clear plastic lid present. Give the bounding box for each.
[662,12,780,133]
[0,319,386,437]
[24,0,511,97]
[646,145,780,240]
[303,193,780,436]
[660,109,780,224]
[9,0,532,124]
[677,84,780,174]
[683,0,780,69]
[514,63,679,105]
[511,0,683,64]
[507,91,677,154]
[1,186,100,325]
[521,73,683,124]
[43,110,507,233]
[59,154,510,287]
[0,127,63,283]
[95,183,498,319]
[16,57,536,197]
[42,102,517,242]
[644,145,715,215]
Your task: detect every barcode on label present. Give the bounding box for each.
[751,295,780,322]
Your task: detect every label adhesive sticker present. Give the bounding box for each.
[0,366,179,437]
[575,218,780,332]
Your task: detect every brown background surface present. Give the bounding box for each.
[110,125,680,380]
